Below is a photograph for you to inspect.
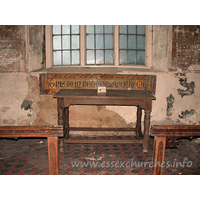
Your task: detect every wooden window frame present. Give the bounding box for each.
[45,25,152,69]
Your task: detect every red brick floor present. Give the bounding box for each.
[0,136,199,175]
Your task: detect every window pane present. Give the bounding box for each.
[105,35,113,49]
[53,25,61,34]
[96,25,103,33]
[120,50,127,64]
[137,51,145,65]
[53,51,62,65]
[137,36,145,49]
[96,50,104,64]
[72,35,79,49]
[96,35,104,49]
[53,25,81,66]
[87,50,95,64]
[105,25,113,33]
[53,36,61,50]
[128,25,136,34]
[119,35,127,49]
[86,35,94,49]
[86,25,114,65]
[128,35,136,49]
[137,25,145,34]
[62,25,70,34]
[72,51,80,65]
[119,25,146,65]
[119,25,127,34]
[86,25,94,33]
[128,50,136,64]
[62,36,70,49]
[71,25,79,34]
[105,50,113,64]
[63,51,70,65]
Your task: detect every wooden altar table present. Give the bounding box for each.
[54,89,156,153]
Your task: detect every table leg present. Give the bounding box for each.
[143,110,150,153]
[64,107,69,139]
[48,137,59,175]
[59,137,64,152]
[152,136,166,175]
[136,106,142,139]
[57,98,65,152]
[57,98,64,125]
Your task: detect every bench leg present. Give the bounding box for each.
[152,136,166,175]
[48,137,59,175]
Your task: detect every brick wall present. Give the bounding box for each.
[1,25,200,73]
[172,25,200,70]
[0,25,26,72]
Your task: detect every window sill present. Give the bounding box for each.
[32,66,156,74]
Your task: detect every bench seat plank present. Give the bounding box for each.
[0,126,63,138]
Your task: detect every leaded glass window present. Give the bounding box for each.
[119,25,145,65]
[51,25,147,67]
[86,25,114,65]
[53,25,80,65]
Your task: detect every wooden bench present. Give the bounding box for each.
[0,126,63,175]
[150,125,200,175]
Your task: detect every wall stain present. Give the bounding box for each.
[21,99,33,110]
[174,73,186,77]
[166,94,175,118]
[178,109,196,119]
[177,78,195,98]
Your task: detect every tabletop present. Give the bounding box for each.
[54,89,156,100]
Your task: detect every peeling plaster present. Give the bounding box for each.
[166,94,175,118]
[179,109,196,119]
[0,73,28,126]
[177,77,195,98]
[174,73,186,77]
[21,99,33,110]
